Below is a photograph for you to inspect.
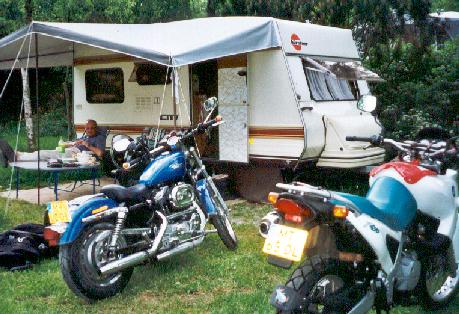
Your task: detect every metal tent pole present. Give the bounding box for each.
[172,67,177,129]
[34,32,40,205]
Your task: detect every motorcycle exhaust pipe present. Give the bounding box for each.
[156,237,204,261]
[259,211,282,238]
[99,212,168,276]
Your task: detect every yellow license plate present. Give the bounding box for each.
[262,224,308,262]
[47,200,70,224]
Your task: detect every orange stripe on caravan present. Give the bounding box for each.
[75,125,176,134]
[249,127,304,138]
[76,125,304,138]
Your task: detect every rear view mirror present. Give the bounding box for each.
[357,95,377,113]
[203,97,218,112]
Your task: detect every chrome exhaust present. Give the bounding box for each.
[259,211,282,238]
[99,211,168,276]
[156,237,204,261]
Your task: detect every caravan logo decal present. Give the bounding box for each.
[290,34,307,51]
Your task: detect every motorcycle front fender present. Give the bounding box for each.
[196,178,217,216]
[59,197,118,245]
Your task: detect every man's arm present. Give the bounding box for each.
[75,135,106,158]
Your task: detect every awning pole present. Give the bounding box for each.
[34,32,40,205]
[172,67,177,128]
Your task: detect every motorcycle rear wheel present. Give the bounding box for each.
[59,222,133,301]
[279,256,364,314]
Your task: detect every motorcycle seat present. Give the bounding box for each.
[101,184,150,204]
[336,177,417,231]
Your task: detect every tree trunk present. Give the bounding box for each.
[207,0,216,17]
[63,81,73,140]
[21,68,36,152]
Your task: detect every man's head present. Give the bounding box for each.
[85,119,98,137]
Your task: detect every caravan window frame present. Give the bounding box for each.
[302,58,360,102]
[85,67,125,104]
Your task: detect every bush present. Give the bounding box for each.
[368,40,459,140]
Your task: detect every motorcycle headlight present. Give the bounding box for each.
[170,184,194,209]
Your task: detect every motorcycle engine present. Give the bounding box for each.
[169,183,195,212]
[394,251,421,291]
[159,183,203,250]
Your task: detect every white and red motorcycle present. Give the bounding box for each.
[261,130,459,313]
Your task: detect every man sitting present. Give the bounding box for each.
[0,119,106,167]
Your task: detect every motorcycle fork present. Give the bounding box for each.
[189,147,229,216]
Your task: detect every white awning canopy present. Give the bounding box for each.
[0,17,361,70]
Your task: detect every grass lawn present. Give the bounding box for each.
[1,198,458,313]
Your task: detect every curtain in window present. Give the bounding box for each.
[305,69,333,101]
[325,76,355,100]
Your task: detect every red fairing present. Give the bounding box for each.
[370,161,437,184]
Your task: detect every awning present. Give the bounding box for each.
[302,57,383,82]
[0,17,363,70]
[0,17,281,69]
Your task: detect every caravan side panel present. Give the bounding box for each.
[247,50,304,160]
[73,60,190,143]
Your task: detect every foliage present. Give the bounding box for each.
[369,40,459,139]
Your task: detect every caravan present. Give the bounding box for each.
[0,17,385,197]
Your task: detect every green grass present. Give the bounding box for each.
[0,130,96,192]
[0,199,458,313]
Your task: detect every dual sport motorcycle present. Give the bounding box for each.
[261,131,459,313]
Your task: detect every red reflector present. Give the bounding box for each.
[43,227,61,247]
[275,198,312,219]
[284,214,304,223]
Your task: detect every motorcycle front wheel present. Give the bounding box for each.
[211,213,237,250]
[420,254,459,309]
[279,256,365,314]
[59,222,133,301]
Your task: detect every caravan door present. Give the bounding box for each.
[218,66,249,163]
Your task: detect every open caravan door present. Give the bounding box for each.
[218,62,249,163]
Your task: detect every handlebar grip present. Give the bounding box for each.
[346,135,383,146]
[346,136,373,142]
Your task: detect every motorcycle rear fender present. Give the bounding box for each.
[196,178,217,216]
[59,197,118,245]
[305,225,339,259]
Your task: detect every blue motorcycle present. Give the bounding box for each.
[56,105,237,301]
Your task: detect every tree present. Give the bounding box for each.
[22,0,35,151]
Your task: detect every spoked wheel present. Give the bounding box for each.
[421,254,459,309]
[208,186,237,250]
[211,213,237,250]
[280,256,366,314]
[59,223,133,301]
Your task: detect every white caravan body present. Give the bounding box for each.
[0,17,385,169]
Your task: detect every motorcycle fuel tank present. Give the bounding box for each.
[139,152,186,187]
[370,165,458,237]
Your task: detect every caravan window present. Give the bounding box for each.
[85,68,124,103]
[128,63,172,85]
[302,59,359,101]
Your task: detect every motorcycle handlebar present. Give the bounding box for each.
[346,135,383,146]
[182,115,222,140]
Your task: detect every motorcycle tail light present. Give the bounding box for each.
[275,198,313,220]
[43,227,61,247]
[333,205,349,218]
